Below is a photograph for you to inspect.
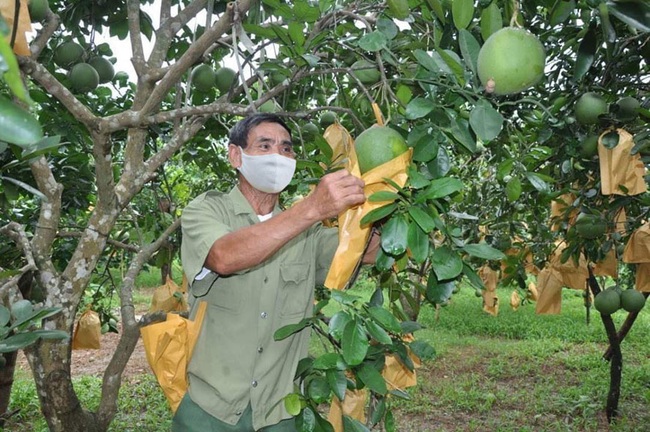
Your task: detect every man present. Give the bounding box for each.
[174,113,378,431]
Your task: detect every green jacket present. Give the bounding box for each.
[180,186,337,429]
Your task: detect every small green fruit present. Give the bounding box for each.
[355,125,408,174]
[574,213,607,240]
[574,92,608,125]
[620,289,646,313]
[477,27,546,95]
[351,59,381,85]
[259,100,279,113]
[28,0,49,22]
[319,111,337,128]
[302,122,320,138]
[69,63,100,93]
[214,67,237,94]
[87,57,115,84]
[594,288,621,315]
[54,41,85,69]
[579,135,599,158]
[191,64,216,93]
[615,96,640,121]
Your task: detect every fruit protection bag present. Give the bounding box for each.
[72,308,101,350]
[598,128,647,196]
[140,300,207,413]
[623,223,650,293]
[149,276,189,313]
[323,121,412,290]
[0,0,32,56]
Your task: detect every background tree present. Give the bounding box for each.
[0,0,648,431]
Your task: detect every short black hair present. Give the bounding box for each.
[229,113,292,149]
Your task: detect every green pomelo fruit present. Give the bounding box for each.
[259,100,279,113]
[620,289,646,313]
[191,64,216,93]
[355,125,408,174]
[615,96,640,121]
[215,67,237,94]
[574,92,607,125]
[87,57,115,83]
[594,289,621,315]
[28,0,49,22]
[574,213,607,239]
[69,63,99,93]
[351,59,381,85]
[477,27,546,95]
[319,111,337,128]
[580,135,599,158]
[302,122,320,138]
[54,42,85,69]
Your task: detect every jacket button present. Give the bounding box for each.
[252,380,258,388]
[260,312,268,319]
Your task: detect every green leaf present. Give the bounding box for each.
[426,275,457,304]
[368,288,384,308]
[524,172,550,194]
[417,177,464,201]
[284,393,302,416]
[409,340,436,361]
[448,118,477,153]
[342,319,368,366]
[326,369,348,401]
[358,31,389,52]
[365,320,393,345]
[368,191,400,203]
[458,29,480,74]
[274,319,310,341]
[0,306,9,327]
[296,406,317,432]
[550,0,576,26]
[401,321,423,334]
[0,96,43,147]
[357,363,388,395]
[431,246,463,280]
[408,206,436,234]
[463,243,506,260]
[380,214,409,256]
[313,352,343,370]
[0,332,39,353]
[0,36,31,103]
[343,416,371,432]
[330,290,361,307]
[307,376,331,403]
[407,220,429,264]
[505,177,522,202]
[452,0,475,30]
[480,2,502,41]
[469,100,504,142]
[374,248,395,272]
[436,49,466,85]
[367,306,402,333]
[574,24,598,82]
[405,97,436,120]
[607,0,650,33]
[360,203,397,226]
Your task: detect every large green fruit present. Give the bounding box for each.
[54,41,85,69]
[191,64,216,93]
[594,288,621,315]
[302,122,320,138]
[355,125,408,174]
[574,213,607,240]
[87,57,115,83]
[477,27,545,95]
[615,96,640,121]
[620,289,646,313]
[215,67,237,94]
[574,92,607,125]
[351,59,381,85]
[28,0,49,22]
[259,100,279,113]
[69,63,99,93]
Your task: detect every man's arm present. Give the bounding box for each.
[205,170,365,275]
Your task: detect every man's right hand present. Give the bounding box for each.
[306,169,366,220]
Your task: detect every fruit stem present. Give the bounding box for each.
[509,0,522,28]
[499,97,559,122]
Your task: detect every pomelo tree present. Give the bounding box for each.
[0,0,648,430]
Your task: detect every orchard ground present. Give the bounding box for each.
[8,282,650,432]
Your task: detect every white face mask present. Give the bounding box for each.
[237,150,296,193]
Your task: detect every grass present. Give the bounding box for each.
[3,275,649,432]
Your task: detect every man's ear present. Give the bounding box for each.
[228,144,242,168]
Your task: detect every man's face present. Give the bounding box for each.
[229,121,295,168]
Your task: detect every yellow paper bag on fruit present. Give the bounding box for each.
[0,0,32,56]
[593,248,618,278]
[549,241,588,290]
[478,264,499,316]
[72,308,101,350]
[150,276,188,313]
[140,301,207,413]
[535,268,563,315]
[327,388,368,432]
[633,263,650,293]
[323,116,412,290]
[598,129,647,196]
[622,223,650,264]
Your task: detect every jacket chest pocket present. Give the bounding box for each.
[279,262,311,319]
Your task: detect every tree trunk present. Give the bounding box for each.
[0,352,18,427]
